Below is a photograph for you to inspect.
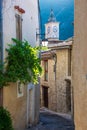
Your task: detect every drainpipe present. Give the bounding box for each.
[71,39,75,126]
[0,0,3,63]
[27,84,29,128]
[35,0,41,121]
[38,0,42,36]
[53,54,57,111]
[0,0,3,106]
[27,1,41,127]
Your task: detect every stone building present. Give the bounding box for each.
[0,0,40,130]
[40,10,73,114]
[72,0,87,129]
[41,39,72,113]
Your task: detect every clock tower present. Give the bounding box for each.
[45,9,59,40]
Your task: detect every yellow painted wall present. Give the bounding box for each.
[73,0,87,129]
[3,83,27,130]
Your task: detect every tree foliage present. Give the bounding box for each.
[0,107,14,130]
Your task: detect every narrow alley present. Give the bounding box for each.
[27,108,74,130]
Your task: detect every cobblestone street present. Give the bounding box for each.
[27,108,75,130]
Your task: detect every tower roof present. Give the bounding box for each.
[48,9,57,22]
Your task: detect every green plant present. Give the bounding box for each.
[0,63,8,88]
[5,38,42,84]
[0,107,14,130]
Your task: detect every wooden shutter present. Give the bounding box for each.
[15,14,22,41]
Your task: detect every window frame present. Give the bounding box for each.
[17,81,24,98]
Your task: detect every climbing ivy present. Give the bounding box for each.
[0,38,42,87]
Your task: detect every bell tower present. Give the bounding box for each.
[45,9,59,40]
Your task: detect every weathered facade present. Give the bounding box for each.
[40,39,73,113]
[72,0,87,129]
[0,0,40,130]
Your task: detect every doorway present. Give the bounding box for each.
[43,86,48,108]
[66,81,71,112]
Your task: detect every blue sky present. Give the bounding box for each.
[39,0,74,40]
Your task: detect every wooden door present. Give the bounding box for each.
[43,87,48,108]
[66,81,71,112]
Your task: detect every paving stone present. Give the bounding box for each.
[26,111,75,130]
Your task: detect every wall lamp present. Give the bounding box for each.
[42,39,48,47]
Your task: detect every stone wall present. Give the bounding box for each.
[41,47,72,113]
[56,49,69,113]
[48,59,57,111]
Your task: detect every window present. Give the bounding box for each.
[15,14,22,40]
[44,60,48,81]
[17,81,24,98]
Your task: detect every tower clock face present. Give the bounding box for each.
[53,26,57,32]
